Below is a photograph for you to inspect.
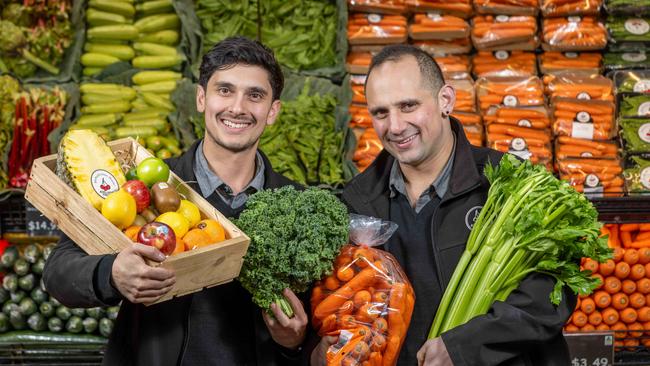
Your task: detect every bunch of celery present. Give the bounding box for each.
[429,154,611,338]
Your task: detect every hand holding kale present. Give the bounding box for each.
[236,186,349,317]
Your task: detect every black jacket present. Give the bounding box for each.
[340,119,576,366]
[43,140,302,366]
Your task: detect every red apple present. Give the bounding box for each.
[122,180,150,213]
[137,222,176,256]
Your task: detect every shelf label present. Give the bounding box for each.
[565,332,613,366]
[25,202,59,237]
[625,18,650,35]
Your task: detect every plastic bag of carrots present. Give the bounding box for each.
[471,15,537,49]
[551,97,616,140]
[409,13,470,40]
[542,16,608,51]
[433,55,471,79]
[473,0,539,15]
[350,105,373,129]
[543,73,614,102]
[353,129,383,171]
[472,50,537,77]
[413,38,472,55]
[541,0,602,17]
[352,84,367,105]
[557,157,624,196]
[347,52,373,75]
[349,0,408,14]
[555,136,618,160]
[486,124,553,166]
[452,111,484,146]
[476,76,545,112]
[348,14,408,45]
[539,51,602,74]
[483,105,551,129]
[448,78,476,112]
[405,0,472,19]
[311,215,415,366]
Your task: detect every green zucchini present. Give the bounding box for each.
[132,70,181,85]
[48,317,63,333]
[56,306,71,321]
[137,30,179,45]
[141,92,175,111]
[86,307,105,320]
[10,291,26,304]
[19,298,36,316]
[83,317,99,334]
[13,258,29,276]
[86,8,128,27]
[81,53,121,67]
[18,274,35,292]
[31,259,45,276]
[106,306,120,321]
[146,136,164,151]
[30,287,47,304]
[23,244,40,264]
[87,25,139,41]
[70,308,86,318]
[115,126,158,139]
[39,302,55,318]
[0,289,8,304]
[9,310,25,330]
[123,118,168,131]
[81,101,132,114]
[0,313,9,332]
[82,67,103,77]
[2,302,18,316]
[134,80,177,94]
[27,313,46,332]
[133,42,178,57]
[2,274,17,293]
[99,318,114,337]
[132,55,183,69]
[66,316,83,333]
[123,110,166,123]
[42,244,54,262]
[84,43,135,61]
[136,0,173,16]
[134,14,180,33]
[1,247,18,269]
[88,0,135,18]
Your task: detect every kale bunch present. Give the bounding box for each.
[237,186,349,316]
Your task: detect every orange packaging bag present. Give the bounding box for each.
[311,215,415,366]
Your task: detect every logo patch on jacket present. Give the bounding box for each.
[465,206,483,229]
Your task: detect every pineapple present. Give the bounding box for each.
[56,130,126,211]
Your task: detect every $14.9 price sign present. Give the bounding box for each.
[25,202,59,237]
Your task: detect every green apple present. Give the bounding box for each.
[136,157,170,187]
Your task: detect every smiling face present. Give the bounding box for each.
[196,64,281,154]
[365,55,455,168]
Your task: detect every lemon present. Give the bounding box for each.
[155,212,190,238]
[177,200,201,228]
[101,190,136,229]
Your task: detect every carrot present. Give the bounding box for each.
[581,324,596,331]
[594,291,612,308]
[339,300,355,316]
[615,262,631,279]
[637,279,650,295]
[588,310,603,326]
[602,307,619,325]
[610,225,621,248]
[613,293,630,310]
[629,239,650,248]
[621,307,638,324]
[599,259,616,276]
[604,276,622,294]
[613,247,625,262]
[572,310,588,327]
[382,336,400,366]
[630,293,646,309]
[624,249,640,265]
[640,223,650,231]
[621,231,633,248]
[314,267,377,319]
[582,258,599,273]
[372,317,388,335]
[565,324,580,332]
[638,232,650,242]
[629,322,645,337]
[621,224,640,232]
[369,351,383,366]
[611,321,627,338]
[338,266,356,282]
[581,297,596,314]
[387,283,406,338]
[631,264,646,281]
[357,303,380,323]
[319,313,338,335]
[354,290,372,308]
[623,280,637,295]
[596,323,610,331]
[324,275,341,291]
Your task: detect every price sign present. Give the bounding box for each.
[565,332,614,366]
[25,202,59,237]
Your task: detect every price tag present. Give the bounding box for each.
[638,101,650,116]
[572,122,595,140]
[508,137,532,160]
[565,332,614,366]
[25,202,59,237]
[639,123,650,143]
[494,50,510,60]
[368,13,382,23]
[633,79,650,93]
[625,18,650,35]
[503,95,518,106]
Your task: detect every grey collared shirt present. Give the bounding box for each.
[193,140,265,209]
[389,140,456,214]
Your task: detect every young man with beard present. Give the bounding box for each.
[311,45,575,365]
[43,36,309,366]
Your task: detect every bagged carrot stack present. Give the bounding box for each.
[312,215,415,366]
[539,51,603,74]
[471,15,539,51]
[542,16,608,51]
[472,50,538,77]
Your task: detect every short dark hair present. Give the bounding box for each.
[365,44,445,95]
[199,36,284,101]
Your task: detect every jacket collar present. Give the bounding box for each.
[165,139,299,192]
[343,117,482,212]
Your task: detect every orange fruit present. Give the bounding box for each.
[183,229,212,250]
[124,225,141,242]
[196,219,226,243]
[172,237,186,255]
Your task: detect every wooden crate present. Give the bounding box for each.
[24,138,250,304]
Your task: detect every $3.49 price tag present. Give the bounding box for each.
[565,332,613,366]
